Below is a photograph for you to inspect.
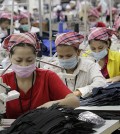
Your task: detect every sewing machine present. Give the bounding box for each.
[0,84,20,118]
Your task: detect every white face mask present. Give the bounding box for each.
[58,56,78,69]
[20,24,29,31]
[89,22,97,28]
[92,49,108,61]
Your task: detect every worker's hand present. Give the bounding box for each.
[73,90,82,97]
[106,76,120,83]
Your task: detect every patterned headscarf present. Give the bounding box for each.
[88,8,100,18]
[55,32,84,49]
[2,32,40,52]
[0,12,17,20]
[18,12,30,21]
[88,27,115,41]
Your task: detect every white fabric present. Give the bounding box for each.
[0,28,8,39]
[30,26,40,33]
[0,45,8,64]
[44,57,106,98]
[63,10,77,21]
[1,57,10,69]
[111,34,120,52]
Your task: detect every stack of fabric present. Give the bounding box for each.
[0,104,105,134]
[80,82,120,106]
[79,82,120,120]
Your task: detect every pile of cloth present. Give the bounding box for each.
[79,82,120,120]
[0,104,106,134]
[80,82,120,106]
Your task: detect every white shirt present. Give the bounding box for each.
[30,26,40,33]
[0,27,8,40]
[44,57,106,98]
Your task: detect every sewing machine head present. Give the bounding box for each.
[0,85,20,115]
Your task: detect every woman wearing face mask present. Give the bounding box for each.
[18,12,39,33]
[88,27,120,83]
[0,32,80,119]
[45,32,106,98]
[0,12,11,43]
[87,8,106,28]
[18,12,44,58]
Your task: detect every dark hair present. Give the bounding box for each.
[89,39,112,49]
[10,43,36,56]
[0,18,11,24]
[118,27,120,32]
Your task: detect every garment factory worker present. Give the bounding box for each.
[18,12,44,58]
[18,12,39,33]
[88,27,120,83]
[44,32,106,98]
[0,12,11,43]
[0,32,80,119]
[87,8,106,28]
